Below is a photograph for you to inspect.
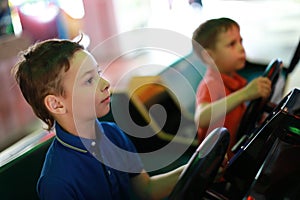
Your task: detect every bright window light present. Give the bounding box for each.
[19,2,59,23]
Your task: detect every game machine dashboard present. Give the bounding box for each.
[168,87,300,200]
[220,88,300,200]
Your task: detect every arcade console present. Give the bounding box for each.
[168,85,300,199]
[219,88,300,199]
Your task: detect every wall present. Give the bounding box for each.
[0,34,41,151]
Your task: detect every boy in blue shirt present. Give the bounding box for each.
[13,38,185,200]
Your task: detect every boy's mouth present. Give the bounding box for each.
[101,96,111,103]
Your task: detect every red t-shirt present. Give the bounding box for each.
[196,68,247,158]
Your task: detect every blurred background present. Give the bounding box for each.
[0,0,299,151]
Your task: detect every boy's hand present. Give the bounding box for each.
[244,77,272,101]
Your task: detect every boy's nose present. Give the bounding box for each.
[99,77,110,92]
[239,43,245,53]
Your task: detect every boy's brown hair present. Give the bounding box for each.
[192,17,240,58]
[12,39,84,131]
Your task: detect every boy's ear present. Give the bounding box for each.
[44,95,66,115]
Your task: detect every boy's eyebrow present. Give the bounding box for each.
[79,64,99,78]
[80,69,94,78]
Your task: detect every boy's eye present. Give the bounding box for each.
[84,68,102,85]
[97,70,102,77]
[86,77,94,84]
[229,41,236,46]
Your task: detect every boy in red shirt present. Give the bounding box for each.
[192,17,271,159]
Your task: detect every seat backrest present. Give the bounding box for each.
[0,131,55,200]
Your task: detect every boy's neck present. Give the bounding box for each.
[58,118,97,139]
[210,66,234,77]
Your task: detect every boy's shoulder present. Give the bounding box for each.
[99,121,120,133]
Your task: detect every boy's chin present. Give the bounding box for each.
[97,108,111,119]
[237,64,246,70]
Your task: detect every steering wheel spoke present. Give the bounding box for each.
[169,127,230,200]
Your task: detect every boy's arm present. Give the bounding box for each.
[131,165,186,200]
[195,76,271,128]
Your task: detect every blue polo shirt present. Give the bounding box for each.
[37,121,144,200]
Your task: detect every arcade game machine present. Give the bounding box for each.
[223,88,300,200]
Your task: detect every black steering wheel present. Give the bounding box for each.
[234,59,283,151]
[168,127,230,200]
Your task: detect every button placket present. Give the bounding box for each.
[91,139,112,177]
[90,140,99,159]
